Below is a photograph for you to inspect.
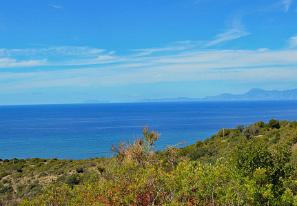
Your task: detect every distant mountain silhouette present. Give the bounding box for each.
[141,88,297,102]
[204,88,297,101]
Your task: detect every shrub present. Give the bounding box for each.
[236,125,245,132]
[268,119,281,129]
[97,166,105,173]
[113,127,159,166]
[75,167,84,173]
[0,183,13,194]
[255,121,265,128]
[243,125,260,139]
[16,168,23,173]
[217,128,231,137]
[66,174,80,187]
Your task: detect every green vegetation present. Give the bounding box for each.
[1,119,297,205]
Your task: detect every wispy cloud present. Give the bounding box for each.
[0,46,119,68]
[48,4,63,10]
[0,58,46,68]
[0,46,105,57]
[205,28,249,47]
[1,46,297,91]
[1,38,297,92]
[281,0,293,12]
[205,19,249,47]
[132,41,202,56]
[288,35,297,48]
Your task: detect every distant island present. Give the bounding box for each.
[142,88,297,102]
[204,88,297,101]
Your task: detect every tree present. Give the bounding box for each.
[268,119,281,129]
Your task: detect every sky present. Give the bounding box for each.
[0,0,297,104]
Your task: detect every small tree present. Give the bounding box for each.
[243,125,260,139]
[143,127,159,146]
[113,128,159,165]
[268,119,280,129]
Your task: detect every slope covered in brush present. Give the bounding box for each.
[1,120,297,205]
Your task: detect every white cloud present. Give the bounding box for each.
[1,39,297,91]
[281,0,293,12]
[0,46,105,57]
[0,58,46,68]
[1,48,297,91]
[288,35,297,48]
[0,46,119,68]
[132,41,202,56]
[205,28,249,47]
[61,54,121,66]
[205,19,249,47]
[48,4,63,9]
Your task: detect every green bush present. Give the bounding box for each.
[75,167,84,173]
[0,183,13,194]
[269,119,281,129]
[243,125,260,139]
[66,174,81,187]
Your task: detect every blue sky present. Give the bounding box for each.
[1,0,297,104]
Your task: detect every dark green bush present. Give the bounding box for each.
[268,119,281,129]
[0,184,13,194]
[97,166,105,173]
[76,167,84,173]
[236,125,245,132]
[66,174,80,187]
[255,121,265,128]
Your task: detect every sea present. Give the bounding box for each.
[0,101,297,159]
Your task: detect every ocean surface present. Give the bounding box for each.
[0,101,297,159]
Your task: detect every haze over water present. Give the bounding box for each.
[0,101,296,159]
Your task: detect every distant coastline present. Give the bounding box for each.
[141,88,297,103]
[1,88,297,106]
[1,99,297,107]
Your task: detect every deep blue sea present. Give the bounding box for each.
[0,101,297,159]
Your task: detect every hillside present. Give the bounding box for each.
[1,120,297,205]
